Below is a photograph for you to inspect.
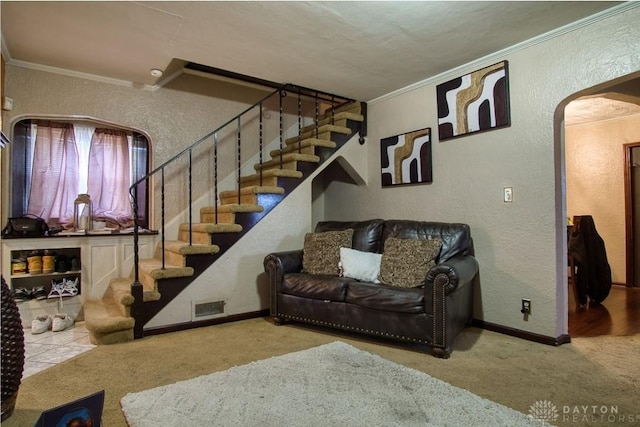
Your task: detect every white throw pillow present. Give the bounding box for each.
[339,247,382,283]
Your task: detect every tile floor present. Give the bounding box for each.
[22,321,96,379]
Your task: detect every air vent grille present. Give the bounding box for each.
[193,300,225,319]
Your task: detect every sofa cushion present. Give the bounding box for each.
[303,229,354,275]
[379,237,443,288]
[382,220,470,262]
[314,219,385,253]
[345,281,425,314]
[339,247,382,283]
[282,273,350,301]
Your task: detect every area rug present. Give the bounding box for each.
[120,341,541,426]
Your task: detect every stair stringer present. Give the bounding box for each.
[143,131,369,329]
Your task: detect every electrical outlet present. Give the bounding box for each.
[521,299,531,315]
[503,187,513,203]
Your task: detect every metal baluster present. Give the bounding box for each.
[279,91,284,168]
[331,95,335,125]
[237,117,241,204]
[161,167,166,269]
[259,102,264,186]
[214,132,218,224]
[315,92,319,139]
[297,89,302,153]
[188,149,193,246]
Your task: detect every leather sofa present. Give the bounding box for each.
[263,219,478,358]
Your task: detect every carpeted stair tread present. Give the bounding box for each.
[179,223,243,233]
[108,278,137,307]
[299,111,364,134]
[301,123,351,138]
[112,277,160,302]
[218,186,284,199]
[271,138,336,157]
[240,168,303,185]
[84,299,135,334]
[138,258,194,280]
[286,124,351,144]
[254,153,320,171]
[109,278,160,303]
[163,240,220,255]
[201,204,263,214]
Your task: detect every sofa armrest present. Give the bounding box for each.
[264,250,304,277]
[264,250,304,317]
[425,255,478,357]
[425,255,478,295]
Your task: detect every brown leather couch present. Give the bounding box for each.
[263,219,478,358]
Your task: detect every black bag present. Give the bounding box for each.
[2,214,49,237]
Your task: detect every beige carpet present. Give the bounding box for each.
[120,341,539,426]
[5,318,640,427]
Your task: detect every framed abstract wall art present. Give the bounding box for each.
[437,60,510,141]
[380,127,432,187]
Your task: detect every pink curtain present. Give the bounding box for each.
[87,128,133,226]
[27,122,78,227]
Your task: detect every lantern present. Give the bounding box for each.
[73,194,92,232]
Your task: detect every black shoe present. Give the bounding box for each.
[32,286,48,300]
[12,287,32,302]
[55,254,69,273]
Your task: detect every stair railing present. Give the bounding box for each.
[128,82,355,338]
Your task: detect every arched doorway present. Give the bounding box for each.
[558,72,640,337]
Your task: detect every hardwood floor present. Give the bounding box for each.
[568,284,640,337]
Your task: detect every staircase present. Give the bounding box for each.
[83,85,366,345]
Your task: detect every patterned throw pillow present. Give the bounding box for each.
[303,229,354,275]
[379,237,443,288]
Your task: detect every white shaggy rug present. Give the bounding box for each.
[121,341,540,426]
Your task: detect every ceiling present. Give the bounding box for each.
[1,1,638,123]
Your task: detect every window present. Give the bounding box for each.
[11,119,150,230]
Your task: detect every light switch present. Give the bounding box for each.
[503,187,513,203]
[2,96,14,111]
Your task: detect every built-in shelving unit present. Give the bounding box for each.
[2,234,158,326]
[9,247,82,294]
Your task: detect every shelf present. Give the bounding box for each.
[9,247,82,296]
[14,295,81,305]
[10,270,81,280]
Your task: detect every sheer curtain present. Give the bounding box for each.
[27,122,79,226]
[87,128,133,227]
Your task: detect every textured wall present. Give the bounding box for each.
[3,7,639,336]
[321,7,640,338]
[566,114,640,284]
[0,68,302,227]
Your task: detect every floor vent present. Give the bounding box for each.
[192,300,225,320]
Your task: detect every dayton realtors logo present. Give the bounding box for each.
[528,400,638,424]
[528,400,559,424]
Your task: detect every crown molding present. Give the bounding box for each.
[1,36,10,61]
[369,2,639,105]
[5,58,160,92]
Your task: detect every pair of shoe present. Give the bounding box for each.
[31,313,75,334]
[47,277,79,299]
[12,286,47,302]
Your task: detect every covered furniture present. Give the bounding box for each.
[568,215,612,306]
[264,219,479,358]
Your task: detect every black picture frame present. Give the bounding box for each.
[381,127,432,187]
[437,60,510,141]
